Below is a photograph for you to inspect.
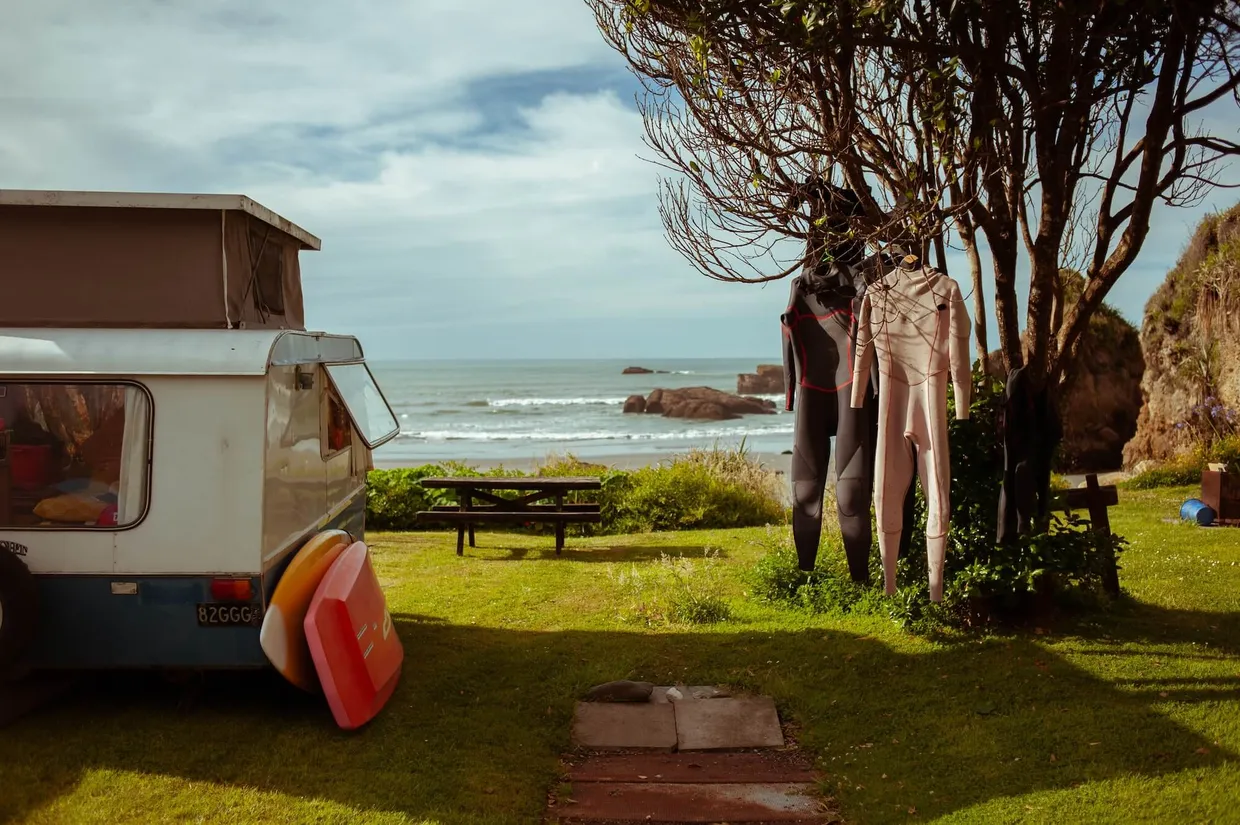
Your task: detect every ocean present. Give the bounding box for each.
[368,357,795,466]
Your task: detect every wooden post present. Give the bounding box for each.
[555,491,565,555]
[456,489,470,556]
[1086,473,1120,597]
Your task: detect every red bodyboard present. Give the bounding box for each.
[304,541,404,730]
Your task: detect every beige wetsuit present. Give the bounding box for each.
[850,262,972,602]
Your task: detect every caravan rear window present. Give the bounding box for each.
[322,363,399,449]
[0,382,152,529]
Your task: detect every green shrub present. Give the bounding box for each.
[365,445,788,535]
[611,547,733,626]
[364,464,453,530]
[1122,434,1240,490]
[1123,452,1207,490]
[604,453,787,534]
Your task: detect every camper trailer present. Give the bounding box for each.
[0,190,400,674]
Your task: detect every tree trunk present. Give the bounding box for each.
[958,221,988,366]
[989,229,1023,373]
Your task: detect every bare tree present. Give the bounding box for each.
[590,0,1240,390]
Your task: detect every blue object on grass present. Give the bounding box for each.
[1180,498,1217,526]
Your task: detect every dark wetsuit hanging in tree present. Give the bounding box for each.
[781,263,876,580]
[996,365,1063,544]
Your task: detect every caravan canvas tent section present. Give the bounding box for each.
[0,190,321,330]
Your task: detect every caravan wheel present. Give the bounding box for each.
[0,549,39,680]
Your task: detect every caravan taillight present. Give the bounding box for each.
[210,578,254,601]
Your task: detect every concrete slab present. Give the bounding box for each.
[571,701,677,751]
[566,751,817,784]
[674,696,785,751]
[556,781,828,822]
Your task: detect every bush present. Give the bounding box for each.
[1123,433,1240,490]
[747,370,1128,632]
[603,444,788,534]
[611,547,734,626]
[365,444,789,535]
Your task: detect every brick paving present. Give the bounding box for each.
[550,686,839,824]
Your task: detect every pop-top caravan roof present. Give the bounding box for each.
[0,190,321,330]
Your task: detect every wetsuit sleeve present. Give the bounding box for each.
[780,279,798,411]
[948,278,973,420]
[850,292,875,410]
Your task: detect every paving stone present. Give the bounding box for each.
[674,696,785,751]
[556,781,828,822]
[566,751,816,784]
[571,701,677,751]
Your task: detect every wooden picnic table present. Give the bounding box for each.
[414,476,603,556]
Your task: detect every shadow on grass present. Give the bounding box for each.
[0,608,1235,825]
[470,543,719,563]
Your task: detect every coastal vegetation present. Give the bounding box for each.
[2,486,1236,824]
[364,442,789,536]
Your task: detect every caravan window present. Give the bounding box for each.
[0,382,152,529]
[322,363,399,449]
[323,387,352,457]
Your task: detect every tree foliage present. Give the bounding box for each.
[589,0,1240,386]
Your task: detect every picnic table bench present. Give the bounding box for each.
[414,476,603,556]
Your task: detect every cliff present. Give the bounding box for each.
[1124,202,1240,465]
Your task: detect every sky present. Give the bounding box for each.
[3,0,1238,361]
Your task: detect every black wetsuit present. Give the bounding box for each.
[781,261,876,580]
[996,365,1063,543]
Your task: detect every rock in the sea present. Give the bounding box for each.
[622,394,647,414]
[737,364,785,395]
[637,386,777,421]
[622,366,654,374]
[584,680,655,702]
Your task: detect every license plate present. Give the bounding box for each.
[197,603,264,627]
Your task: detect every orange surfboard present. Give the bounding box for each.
[305,541,404,730]
[260,529,353,692]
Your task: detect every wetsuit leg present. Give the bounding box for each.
[790,387,836,571]
[874,378,916,595]
[869,371,919,563]
[834,382,873,584]
[916,374,953,603]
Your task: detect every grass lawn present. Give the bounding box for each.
[1,485,1238,824]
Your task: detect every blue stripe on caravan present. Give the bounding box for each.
[26,575,269,669]
[26,492,367,671]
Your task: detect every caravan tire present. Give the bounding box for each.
[0,549,39,680]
